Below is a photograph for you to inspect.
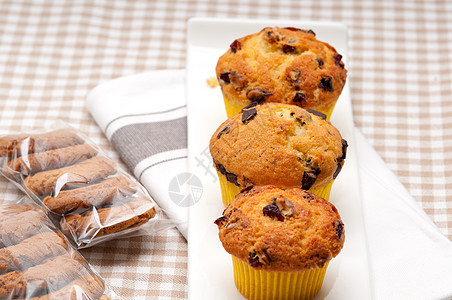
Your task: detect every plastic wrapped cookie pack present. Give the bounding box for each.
[0,197,116,299]
[0,123,174,248]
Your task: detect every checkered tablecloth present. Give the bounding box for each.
[0,1,451,299]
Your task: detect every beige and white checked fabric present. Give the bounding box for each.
[0,0,451,299]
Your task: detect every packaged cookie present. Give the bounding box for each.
[209,103,347,206]
[216,26,347,119]
[0,197,115,299]
[0,122,172,248]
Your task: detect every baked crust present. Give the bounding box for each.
[209,103,347,189]
[216,27,347,111]
[215,185,345,272]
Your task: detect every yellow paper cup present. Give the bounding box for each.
[217,171,335,207]
[222,94,338,120]
[232,256,328,300]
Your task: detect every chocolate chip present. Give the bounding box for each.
[302,171,317,190]
[242,107,257,123]
[307,29,316,36]
[316,59,324,68]
[230,40,241,53]
[333,161,342,179]
[293,92,307,106]
[214,215,228,226]
[283,26,302,31]
[282,44,296,53]
[216,123,230,139]
[226,172,239,186]
[319,76,334,92]
[240,102,258,112]
[340,139,348,160]
[246,88,271,103]
[219,72,231,84]
[239,185,254,194]
[249,251,263,267]
[334,54,345,68]
[306,108,327,120]
[214,162,227,175]
[334,220,344,239]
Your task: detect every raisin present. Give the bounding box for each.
[302,171,317,190]
[293,92,307,106]
[340,139,348,160]
[334,54,345,68]
[316,59,324,68]
[219,72,231,84]
[283,26,302,31]
[319,76,334,91]
[246,88,271,104]
[334,220,344,239]
[282,44,296,53]
[249,251,263,267]
[333,161,342,179]
[306,108,327,120]
[307,29,316,36]
[263,202,284,221]
[230,40,241,53]
[242,107,258,123]
[214,215,228,226]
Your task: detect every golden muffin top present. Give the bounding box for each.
[215,26,347,113]
[215,185,345,271]
[209,103,347,190]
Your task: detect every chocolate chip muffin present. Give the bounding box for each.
[215,185,345,300]
[216,26,347,119]
[209,103,347,206]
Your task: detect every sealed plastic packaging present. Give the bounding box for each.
[0,122,174,248]
[0,197,116,299]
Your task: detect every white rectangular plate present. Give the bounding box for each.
[186,18,371,300]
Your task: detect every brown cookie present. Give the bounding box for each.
[43,176,136,214]
[0,252,85,298]
[25,274,106,300]
[0,209,46,247]
[0,130,84,158]
[24,156,117,196]
[7,144,98,175]
[0,232,68,274]
[61,197,157,241]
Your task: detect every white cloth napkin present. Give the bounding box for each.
[87,70,452,299]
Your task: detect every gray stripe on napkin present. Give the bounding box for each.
[110,117,187,169]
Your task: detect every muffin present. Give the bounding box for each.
[216,26,347,119]
[215,185,345,300]
[209,103,347,206]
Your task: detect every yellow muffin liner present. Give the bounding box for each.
[232,256,328,300]
[217,171,243,207]
[222,95,245,117]
[217,172,335,207]
[222,94,338,120]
